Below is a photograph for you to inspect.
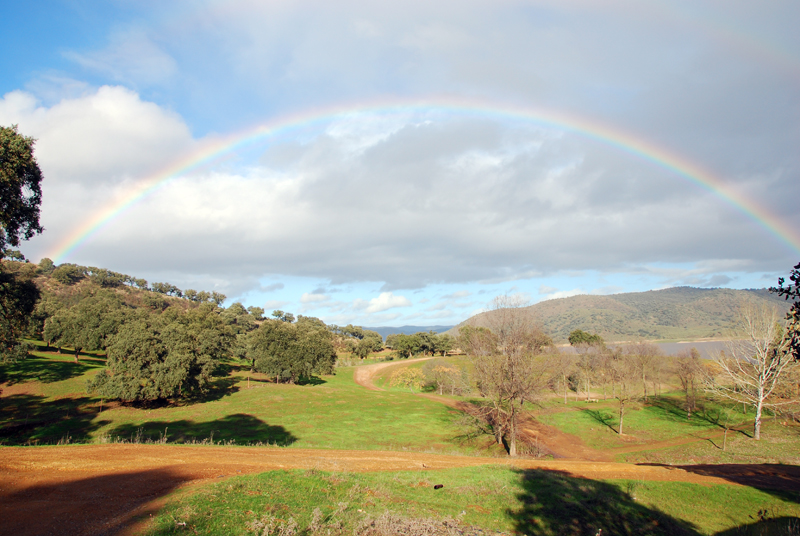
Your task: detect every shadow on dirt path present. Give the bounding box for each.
[0,467,190,536]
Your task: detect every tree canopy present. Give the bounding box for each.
[247,315,336,383]
[0,125,44,360]
[88,304,233,402]
[770,261,800,360]
[568,329,604,347]
[0,125,43,251]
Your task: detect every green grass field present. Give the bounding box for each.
[534,395,753,449]
[3,346,800,535]
[144,465,800,536]
[0,350,493,454]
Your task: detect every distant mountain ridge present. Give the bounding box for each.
[445,287,790,343]
[363,325,454,339]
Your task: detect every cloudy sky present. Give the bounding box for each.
[1,1,798,327]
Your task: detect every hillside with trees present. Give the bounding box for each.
[0,257,347,401]
[447,287,791,343]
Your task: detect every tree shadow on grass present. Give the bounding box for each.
[509,468,700,535]
[0,354,103,385]
[0,468,190,536]
[108,413,298,445]
[0,393,109,445]
[183,374,241,403]
[647,397,734,430]
[296,375,327,386]
[638,463,800,506]
[582,408,618,433]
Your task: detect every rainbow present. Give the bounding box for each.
[50,95,800,262]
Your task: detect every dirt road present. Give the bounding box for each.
[2,444,779,536]
[352,356,435,391]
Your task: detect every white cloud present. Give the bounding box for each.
[356,292,412,313]
[263,300,289,310]
[300,292,329,303]
[0,86,194,185]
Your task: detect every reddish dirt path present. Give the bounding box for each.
[1,444,765,536]
[352,356,435,391]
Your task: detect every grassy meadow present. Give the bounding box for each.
[0,345,498,455]
[2,343,800,535]
[144,465,800,536]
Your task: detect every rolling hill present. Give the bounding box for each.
[446,287,791,343]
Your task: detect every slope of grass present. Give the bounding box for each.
[535,395,752,450]
[618,419,800,465]
[0,352,489,454]
[144,465,800,536]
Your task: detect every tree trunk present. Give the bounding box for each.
[508,406,517,456]
[74,348,80,364]
[563,375,568,404]
[754,394,764,440]
[618,402,625,435]
[685,390,692,419]
[642,371,647,402]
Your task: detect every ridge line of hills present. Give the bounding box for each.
[442,286,790,343]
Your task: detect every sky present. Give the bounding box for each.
[1,0,798,327]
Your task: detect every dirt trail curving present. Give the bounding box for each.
[352,356,435,391]
[0,444,773,536]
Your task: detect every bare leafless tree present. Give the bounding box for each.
[472,295,552,456]
[548,350,574,405]
[608,346,641,435]
[674,347,702,418]
[628,341,662,402]
[706,303,798,440]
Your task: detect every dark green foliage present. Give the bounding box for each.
[142,293,168,311]
[3,249,25,261]
[271,309,295,323]
[248,315,336,383]
[37,257,55,274]
[221,302,257,334]
[0,125,43,251]
[151,282,182,297]
[770,261,800,360]
[568,329,604,347]
[0,261,39,361]
[387,333,422,358]
[43,289,128,359]
[247,306,265,320]
[87,267,126,288]
[51,263,87,285]
[88,304,233,402]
